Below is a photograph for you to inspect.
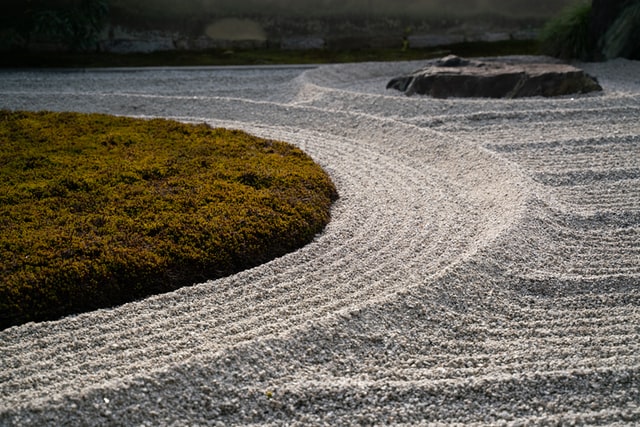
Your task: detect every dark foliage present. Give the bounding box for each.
[1,0,109,52]
[541,0,640,60]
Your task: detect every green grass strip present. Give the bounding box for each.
[0,40,540,68]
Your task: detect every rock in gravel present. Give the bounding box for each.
[386,55,603,98]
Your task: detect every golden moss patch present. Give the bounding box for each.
[0,110,337,329]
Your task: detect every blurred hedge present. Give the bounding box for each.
[540,0,640,60]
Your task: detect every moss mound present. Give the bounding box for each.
[0,110,338,329]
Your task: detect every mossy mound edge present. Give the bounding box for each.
[0,110,338,329]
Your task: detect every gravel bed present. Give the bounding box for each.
[1,57,639,426]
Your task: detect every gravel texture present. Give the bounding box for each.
[1,57,639,426]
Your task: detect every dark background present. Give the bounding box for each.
[1,0,576,53]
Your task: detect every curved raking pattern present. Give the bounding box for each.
[0,59,639,425]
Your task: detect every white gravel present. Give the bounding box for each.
[1,57,639,426]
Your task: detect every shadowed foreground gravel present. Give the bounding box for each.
[1,57,639,425]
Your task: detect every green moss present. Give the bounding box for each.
[0,110,337,329]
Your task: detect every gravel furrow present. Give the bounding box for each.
[0,57,639,425]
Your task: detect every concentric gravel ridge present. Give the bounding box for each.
[0,57,639,425]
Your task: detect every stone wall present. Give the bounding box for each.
[98,14,548,53]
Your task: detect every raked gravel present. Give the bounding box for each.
[0,57,639,426]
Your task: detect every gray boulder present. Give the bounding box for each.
[387,55,603,98]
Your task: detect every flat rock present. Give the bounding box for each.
[387,55,603,98]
